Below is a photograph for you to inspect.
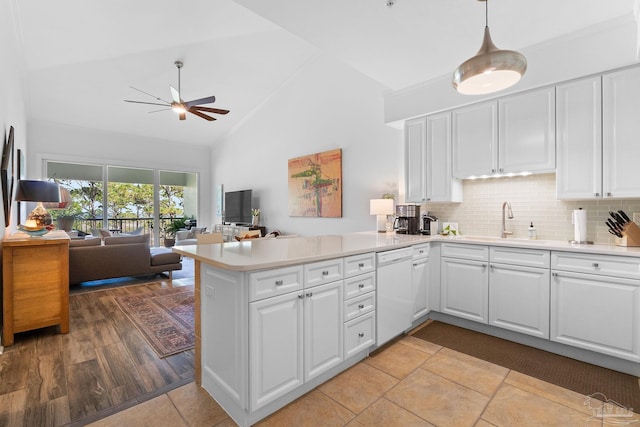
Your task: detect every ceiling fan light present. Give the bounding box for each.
[171,103,187,114]
[452,18,527,95]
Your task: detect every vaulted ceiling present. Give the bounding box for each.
[13,0,636,145]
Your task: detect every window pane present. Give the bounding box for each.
[107,166,154,235]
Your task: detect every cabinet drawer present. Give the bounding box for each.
[412,243,430,259]
[344,252,376,278]
[344,272,376,300]
[305,258,343,287]
[441,243,489,261]
[344,311,375,359]
[344,292,375,322]
[249,265,304,302]
[490,246,550,268]
[551,252,640,280]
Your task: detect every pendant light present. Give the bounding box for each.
[452,0,527,95]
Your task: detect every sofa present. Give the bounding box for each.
[69,234,182,285]
[175,227,208,245]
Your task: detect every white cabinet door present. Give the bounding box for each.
[498,87,556,174]
[405,117,427,203]
[603,67,640,198]
[452,101,498,178]
[489,263,550,339]
[556,76,602,199]
[551,270,640,362]
[440,257,489,323]
[412,256,429,321]
[426,112,462,202]
[304,280,344,381]
[250,291,304,411]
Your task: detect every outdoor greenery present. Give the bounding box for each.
[50,179,185,222]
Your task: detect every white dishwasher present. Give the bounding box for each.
[376,247,413,347]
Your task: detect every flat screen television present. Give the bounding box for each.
[224,189,252,224]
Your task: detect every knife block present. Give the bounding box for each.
[615,222,640,247]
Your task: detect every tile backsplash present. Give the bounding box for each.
[423,173,640,244]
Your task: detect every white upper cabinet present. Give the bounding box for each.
[426,112,462,202]
[405,114,461,203]
[556,76,602,199]
[498,87,556,174]
[452,101,498,178]
[452,87,556,178]
[404,117,427,203]
[603,66,640,199]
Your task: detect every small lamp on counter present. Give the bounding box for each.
[14,180,61,228]
[369,198,394,233]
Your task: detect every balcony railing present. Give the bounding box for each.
[61,217,186,246]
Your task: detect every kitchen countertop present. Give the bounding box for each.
[173,231,640,272]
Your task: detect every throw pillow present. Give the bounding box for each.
[104,234,150,245]
[187,227,207,239]
[69,237,101,247]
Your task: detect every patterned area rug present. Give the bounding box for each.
[114,286,195,357]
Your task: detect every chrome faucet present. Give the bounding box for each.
[501,201,514,238]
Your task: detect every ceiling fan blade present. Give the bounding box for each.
[129,86,171,104]
[179,112,186,121]
[148,108,171,113]
[125,100,171,107]
[188,108,216,121]
[170,86,181,103]
[185,96,216,107]
[191,106,230,115]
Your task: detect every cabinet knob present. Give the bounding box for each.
[322,270,329,276]
[358,332,364,338]
[275,280,283,286]
[298,294,305,299]
[482,263,487,268]
[606,192,612,197]
[306,292,313,297]
[358,283,365,289]
[358,263,365,268]
[492,169,496,173]
[592,263,599,268]
[358,304,365,309]
[552,272,558,277]
[594,192,600,197]
[499,168,504,173]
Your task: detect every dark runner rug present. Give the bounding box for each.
[412,321,640,411]
[114,285,195,357]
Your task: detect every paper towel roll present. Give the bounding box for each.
[572,209,587,242]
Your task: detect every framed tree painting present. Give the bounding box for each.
[288,148,342,217]
[2,126,14,227]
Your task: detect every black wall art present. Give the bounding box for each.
[2,126,15,227]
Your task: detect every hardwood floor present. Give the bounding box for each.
[0,276,195,427]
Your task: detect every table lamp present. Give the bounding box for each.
[43,185,72,209]
[369,199,394,233]
[14,180,61,227]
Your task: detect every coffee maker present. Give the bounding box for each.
[394,204,420,235]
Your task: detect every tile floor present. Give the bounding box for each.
[88,334,640,427]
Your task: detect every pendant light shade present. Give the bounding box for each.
[452,0,527,95]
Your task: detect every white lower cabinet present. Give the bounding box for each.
[249,264,344,412]
[441,256,489,323]
[551,251,640,363]
[489,263,550,338]
[412,244,430,321]
[249,290,304,411]
[343,253,376,357]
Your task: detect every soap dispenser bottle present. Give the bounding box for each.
[528,222,537,240]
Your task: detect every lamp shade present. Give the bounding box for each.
[14,180,61,202]
[369,199,394,216]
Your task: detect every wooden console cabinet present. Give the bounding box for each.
[2,230,70,346]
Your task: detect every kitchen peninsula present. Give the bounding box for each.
[174,232,640,427]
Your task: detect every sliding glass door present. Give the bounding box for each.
[44,161,198,246]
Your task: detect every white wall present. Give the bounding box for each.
[213,53,402,236]
[27,121,214,227]
[0,0,28,237]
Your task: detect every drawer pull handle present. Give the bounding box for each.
[358,283,365,289]
[322,270,329,276]
[482,263,487,268]
[552,272,558,277]
[358,332,364,338]
[358,304,365,309]
[419,250,424,254]
[275,280,284,286]
[358,263,365,268]
[592,263,599,268]
[298,294,304,299]
[306,292,313,297]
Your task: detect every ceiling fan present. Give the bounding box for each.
[124,61,230,121]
